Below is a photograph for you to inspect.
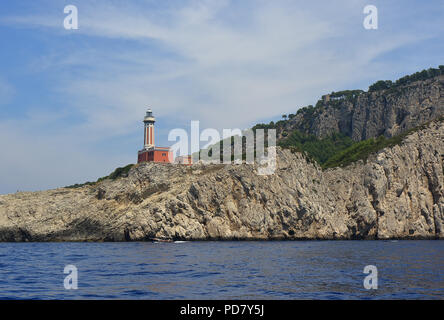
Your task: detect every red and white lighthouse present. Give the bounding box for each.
[143,108,155,149]
[138,108,173,164]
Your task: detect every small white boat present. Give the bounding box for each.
[150,237,173,243]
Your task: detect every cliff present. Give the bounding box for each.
[279,74,444,141]
[1,119,443,241]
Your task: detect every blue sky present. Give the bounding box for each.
[0,0,443,194]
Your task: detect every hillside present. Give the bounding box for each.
[0,118,443,241]
[262,66,444,141]
[227,66,444,168]
[1,66,444,242]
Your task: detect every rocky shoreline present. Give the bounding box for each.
[1,120,443,242]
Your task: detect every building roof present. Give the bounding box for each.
[138,147,172,153]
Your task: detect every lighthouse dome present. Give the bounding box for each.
[144,108,155,123]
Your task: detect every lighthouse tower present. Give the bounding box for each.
[143,108,155,149]
[137,108,173,164]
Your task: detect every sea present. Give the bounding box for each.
[0,241,442,299]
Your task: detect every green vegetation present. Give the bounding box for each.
[252,122,276,130]
[65,181,96,189]
[368,80,393,92]
[250,66,444,169]
[329,90,364,100]
[322,136,390,168]
[280,117,444,169]
[322,118,443,169]
[297,104,314,116]
[251,66,443,141]
[369,66,444,92]
[66,164,134,189]
[201,66,444,169]
[97,164,134,182]
[279,131,354,164]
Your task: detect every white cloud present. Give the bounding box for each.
[0,0,441,193]
[24,1,424,130]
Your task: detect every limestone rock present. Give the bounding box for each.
[0,120,443,241]
[283,76,444,141]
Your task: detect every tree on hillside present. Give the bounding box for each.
[369,80,393,92]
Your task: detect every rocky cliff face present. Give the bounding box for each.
[283,75,444,141]
[1,120,443,241]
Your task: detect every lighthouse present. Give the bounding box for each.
[137,108,173,164]
[143,108,155,149]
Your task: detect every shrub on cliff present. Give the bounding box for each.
[369,80,393,92]
[279,131,354,164]
[97,164,134,182]
[66,164,135,188]
[368,66,444,93]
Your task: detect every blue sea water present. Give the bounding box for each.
[0,241,442,300]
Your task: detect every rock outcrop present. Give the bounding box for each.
[283,75,444,141]
[1,120,443,241]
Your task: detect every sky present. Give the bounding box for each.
[0,0,443,194]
